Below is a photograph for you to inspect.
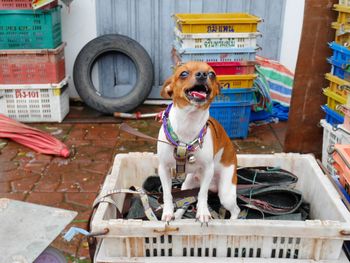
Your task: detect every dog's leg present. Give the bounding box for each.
[196,164,214,224]
[218,165,240,219]
[159,164,174,222]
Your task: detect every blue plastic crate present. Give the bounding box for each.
[210,101,252,139]
[174,44,256,62]
[329,42,350,66]
[321,105,344,125]
[328,57,350,81]
[214,88,254,103]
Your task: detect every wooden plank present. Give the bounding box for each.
[284,0,338,156]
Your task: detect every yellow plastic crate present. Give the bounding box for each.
[174,13,261,34]
[323,87,346,115]
[332,22,350,46]
[325,73,350,97]
[334,4,350,24]
[217,74,256,89]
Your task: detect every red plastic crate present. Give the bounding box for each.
[208,61,256,75]
[0,0,57,9]
[0,43,65,84]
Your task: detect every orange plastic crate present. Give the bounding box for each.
[0,43,65,84]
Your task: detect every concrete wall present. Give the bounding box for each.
[61,0,304,99]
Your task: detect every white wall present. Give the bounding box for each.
[60,0,97,98]
[60,0,304,99]
[279,0,305,73]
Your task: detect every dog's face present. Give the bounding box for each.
[161,61,221,109]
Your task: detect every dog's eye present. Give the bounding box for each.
[208,71,216,79]
[179,71,189,78]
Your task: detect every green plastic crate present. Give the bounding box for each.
[0,6,62,49]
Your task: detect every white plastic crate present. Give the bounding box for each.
[320,119,350,175]
[0,78,69,122]
[174,28,260,49]
[339,0,350,6]
[91,152,350,263]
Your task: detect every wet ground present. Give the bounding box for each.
[0,104,287,262]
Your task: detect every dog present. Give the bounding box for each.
[157,61,240,223]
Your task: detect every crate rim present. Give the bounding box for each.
[323,87,347,104]
[175,44,257,54]
[334,3,350,12]
[0,77,68,90]
[0,4,61,14]
[174,27,262,39]
[0,42,66,55]
[173,12,262,24]
[217,74,257,81]
[325,72,350,85]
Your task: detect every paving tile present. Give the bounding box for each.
[0,192,27,201]
[0,145,17,161]
[65,192,97,208]
[33,174,61,192]
[11,174,40,192]
[0,161,19,172]
[0,181,11,192]
[0,169,38,183]
[84,124,119,140]
[26,192,65,207]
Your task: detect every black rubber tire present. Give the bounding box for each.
[73,34,154,114]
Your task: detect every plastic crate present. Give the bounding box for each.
[329,41,350,66]
[0,6,62,49]
[333,144,350,196]
[208,61,256,75]
[320,119,350,176]
[217,74,256,89]
[0,0,57,9]
[174,47,256,63]
[325,73,350,98]
[0,78,69,122]
[322,105,345,125]
[174,13,261,34]
[214,87,254,103]
[174,28,260,49]
[334,4,350,25]
[91,152,350,262]
[323,88,347,114]
[328,57,350,82]
[0,43,65,84]
[339,104,350,131]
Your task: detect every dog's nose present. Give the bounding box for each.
[195,71,208,81]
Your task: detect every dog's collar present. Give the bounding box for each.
[162,103,208,179]
[162,103,207,152]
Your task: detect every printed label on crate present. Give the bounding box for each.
[15,90,39,99]
[207,25,235,33]
[203,39,236,48]
[214,94,231,102]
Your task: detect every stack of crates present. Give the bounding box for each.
[173,13,261,138]
[0,0,69,122]
[321,0,350,210]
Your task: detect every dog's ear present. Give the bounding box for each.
[160,76,174,99]
[212,78,222,97]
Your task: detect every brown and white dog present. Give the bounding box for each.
[157,61,240,223]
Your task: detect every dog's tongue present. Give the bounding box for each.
[190,91,207,99]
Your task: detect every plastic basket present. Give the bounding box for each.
[325,73,350,98]
[208,61,256,75]
[328,57,350,82]
[323,88,347,114]
[91,152,350,262]
[174,13,261,34]
[338,104,350,131]
[0,43,65,84]
[334,4,350,25]
[320,119,350,175]
[217,74,256,89]
[174,28,260,49]
[340,0,350,6]
[214,88,254,103]
[321,105,345,125]
[329,41,350,66]
[0,78,69,122]
[0,6,62,49]
[210,101,252,138]
[0,0,57,9]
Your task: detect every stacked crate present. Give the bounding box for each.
[173,13,261,138]
[321,1,350,204]
[0,0,69,122]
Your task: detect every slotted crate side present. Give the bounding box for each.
[323,88,346,114]
[0,43,66,84]
[0,80,69,122]
[217,74,256,89]
[208,61,256,75]
[0,6,62,49]
[91,153,350,262]
[328,58,350,82]
[340,0,350,6]
[213,88,254,103]
[322,105,344,125]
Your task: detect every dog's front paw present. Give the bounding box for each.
[161,204,174,223]
[196,204,212,224]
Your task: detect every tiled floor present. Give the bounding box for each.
[0,104,287,262]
